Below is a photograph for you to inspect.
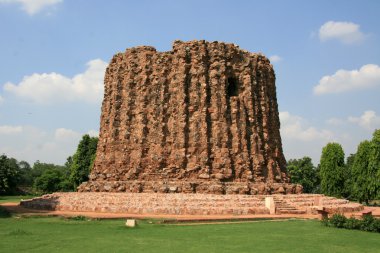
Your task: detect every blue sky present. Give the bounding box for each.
[0,0,379,165]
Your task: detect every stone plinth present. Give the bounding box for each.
[20,193,363,216]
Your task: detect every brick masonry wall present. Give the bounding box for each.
[20,193,363,215]
[79,40,297,194]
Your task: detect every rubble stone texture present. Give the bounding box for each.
[20,193,363,215]
[79,40,300,194]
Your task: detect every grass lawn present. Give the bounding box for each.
[0,216,379,253]
[0,195,37,204]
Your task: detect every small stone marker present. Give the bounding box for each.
[265,196,276,215]
[125,219,136,227]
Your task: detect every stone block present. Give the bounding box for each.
[125,219,137,227]
[265,196,276,215]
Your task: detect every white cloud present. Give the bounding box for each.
[0,95,4,104]
[269,55,282,63]
[280,111,379,163]
[87,129,99,137]
[280,111,333,141]
[326,117,345,126]
[319,21,366,44]
[0,125,23,135]
[313,64,380,95]
[348,110,380,130]
[279,112,336,163]
[54,128,81,142]
[0,0,62,15]
[3,59,107,104]
[0,126,94,164]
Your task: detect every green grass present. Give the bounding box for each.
[0,217,379,253]
[0,206,11,218]
[0,195,37,204]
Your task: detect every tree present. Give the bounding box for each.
[34,168,65,193]
[351,141,372,204]
[320,142,346,197]
[287,157,319,193]
[0,155,20,194]
[69,135,98,189]
[350,130,380,204]
[65,156,73,172]
[18,160,33,187]
[32,162,71,193]
[60,156,74,191]
[32,161,67,180]
[368,129,380,200]
[343,153,356,199]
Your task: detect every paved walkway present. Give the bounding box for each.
[2,202,379,221]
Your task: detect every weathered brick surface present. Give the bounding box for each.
[21,193,269,215]
[20,193,363,215]
[78,180,300,195]
[79,40,298,194]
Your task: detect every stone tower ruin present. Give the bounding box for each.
[79,40,301,195]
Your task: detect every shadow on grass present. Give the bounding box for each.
[0,206,11,218]
[7,229,32,236]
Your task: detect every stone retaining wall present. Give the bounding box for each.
[20,192,363,216]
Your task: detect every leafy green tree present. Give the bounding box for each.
[350,130,380,203]
[32,161,66,179]
[0,155,20,194]
[34,168,65,193]
[69,135,98,189]
[18,160,33,186]
[287,157,319,193]
[351,141,372,204]
[60,156,74,191]
[368,130,380,200]
[320,143,346,197]
[65,156,73,172]
[32,162,71,193]
[31,160,48,180]
[343,153,356,199]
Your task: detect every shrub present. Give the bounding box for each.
[321,214,380,233]
[361,215,376,232]
[67,215,87,221]
[373,218,380,233]
[329,214,347,228]
[321,216,329,226]
[344,217,361,230]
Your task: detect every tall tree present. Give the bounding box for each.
[287,157,319,193]
[343,153,356,199]
[18,160,33,187]
[0,155,20,194]
[320,142,346,197]
[351,140,372,204]
[69,134,98,189]
[367,130,380,201]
